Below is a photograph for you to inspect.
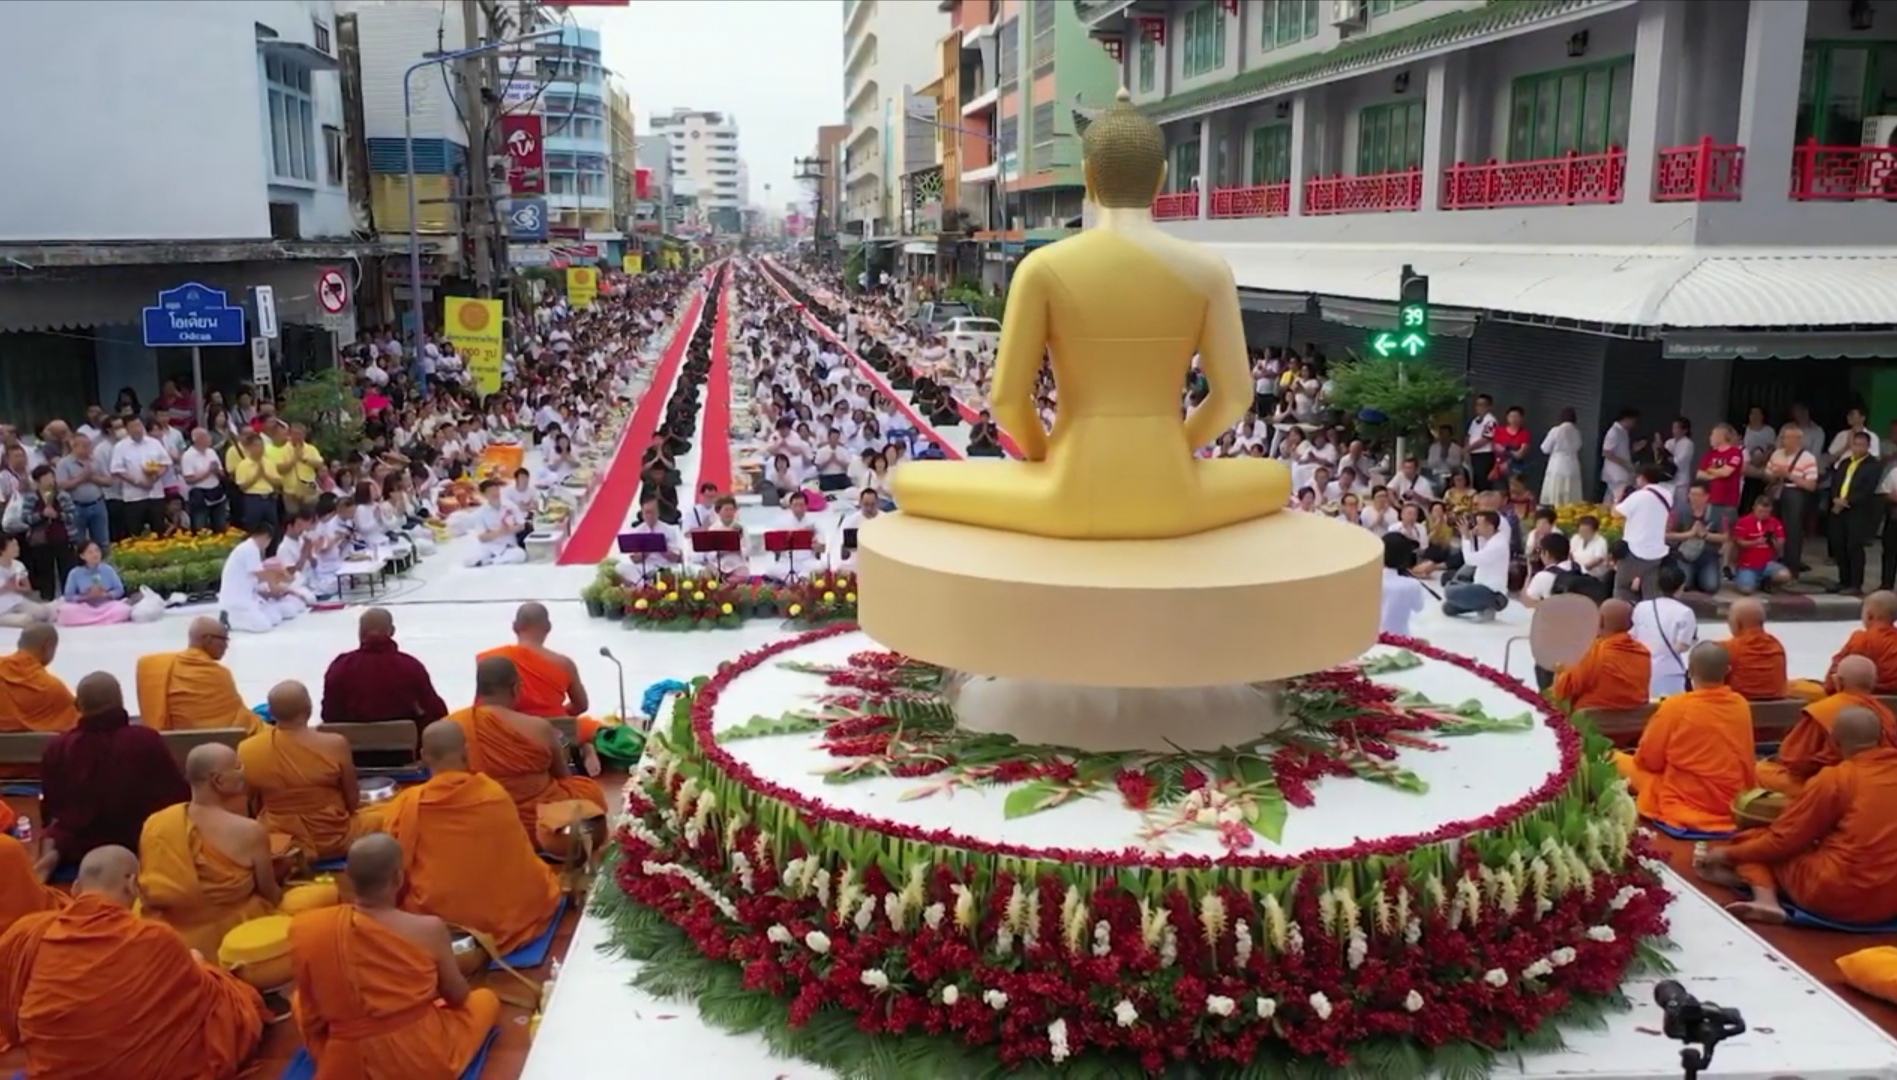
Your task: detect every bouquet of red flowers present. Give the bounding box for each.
[624,572,747,631]
[788,570,858,625]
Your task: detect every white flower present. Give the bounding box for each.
[883,892,906,932]
[1091,920,1112,958]
[1217,803,1245,825]
[1308,992,1332,1021]
[1482,968,1508,987]
[1048,1018,1070,1064]
[1113,999,1140,1028]
[1403,990,1424,1013]
[766,924,793,946]
[1548,947,1577,968]
[812,868,832,908]
[1587,925,1618,943]
[1233,920,1254,968]
[1522,959,1554,980]
[804,930,831,955]
[1205,995,1236,1018]
[983,989,1009,1011]
[940,984,960,1006]
[1609,884,1641,912]
[1403,918,1422,946]
[853,895,875,933]
[1346,928,1368,971]
[923,902,946,931]
[1255,996,1277,1021]
[952,885,978,931]
[1158,925,1179,969]
[995,925,1015,957]
[860,969,890,991]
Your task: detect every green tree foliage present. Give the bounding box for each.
[1327,357,1466,445]
[278,367,365,461]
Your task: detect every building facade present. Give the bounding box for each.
[541,26,616,237]
[0,0,376,424]
[843,0,951,237]
[608,82,637,254]
[634,132,675,238]
[651,108,745,234]
[1082,0,1897,490]
[809,123,854,249]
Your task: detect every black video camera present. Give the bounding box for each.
[1654,980,1746,1078]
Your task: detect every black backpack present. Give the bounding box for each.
[1550,565,1610,604]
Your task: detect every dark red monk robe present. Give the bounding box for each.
[321,639,449,726]
[40,707,189,866]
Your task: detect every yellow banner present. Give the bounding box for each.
[567,266,599,308]
[444,297,504,397]
[622,253,642,274]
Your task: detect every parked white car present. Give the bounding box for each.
[943,316,1001,355]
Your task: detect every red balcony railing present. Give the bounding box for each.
[1152,191,1200,220]
[1793,139,1897,201]
[1655,138,1745,201]
[1441,148,1625,210]
[1209,182,1291,219]
[1302,169,1422,215]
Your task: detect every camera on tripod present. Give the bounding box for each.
[1654,980,1746,1078]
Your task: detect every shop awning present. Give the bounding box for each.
[903,241,937,256]
[1207,243,1897,330]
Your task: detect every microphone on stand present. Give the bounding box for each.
[598,647,629,730]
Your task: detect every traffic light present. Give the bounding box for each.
[1371,264,1431,359]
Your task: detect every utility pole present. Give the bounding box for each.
[459,0,496,297]
[794,155,828,261]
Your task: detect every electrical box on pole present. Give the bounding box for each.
[1370,264,1431,359]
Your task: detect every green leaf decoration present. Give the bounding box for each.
[1248,787,1289,843]
[719,713,826,741]
[1358,650,1424,675]
[1002,780,1067,820]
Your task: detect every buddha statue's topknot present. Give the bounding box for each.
[1081,87,1167,210]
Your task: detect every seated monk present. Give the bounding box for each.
[1697,706,1897,925]
[382,722,562,953]
[240,680,383,861]
[1612,642,1756,833]
[290,834,500,1079]
[450,655,604,839]
[322,607,449,728]
[0,845,267,1079]
[0,625,76,734]
[1757,655,1897,798]
[1792,590,1897,700]
[135,617,262,734]
[477,601,602,771]
[38,672,190,873]
[138,743,282,956]
[0,826,64,938]
[1721,598,1789,701]
[1552,599,1652,712]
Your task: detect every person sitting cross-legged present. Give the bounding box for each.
[1611,641,1756,834]
[240,680,387,862]
[449,652,605,838]
[1756,655,1897,798]
[1551,599,1652,713]
[137,743,283,957]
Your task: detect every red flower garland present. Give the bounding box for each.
[688,626,1582,871]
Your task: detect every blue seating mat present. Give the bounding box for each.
[1735,885,1897,933]
[47,862,76,885]
[1650,820,1736,841]
[312,856,347,873]
[281,1026,498,1079]
[0,782,39,797]
[492,895,567,970]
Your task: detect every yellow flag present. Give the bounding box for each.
[444,297,504,397]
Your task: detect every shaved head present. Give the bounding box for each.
[267,681,312,726]
[75,845,139,906]
[1688,641,1731,687]
[74,672,123,715]
[17,623,57,661]
[513,602,551,638]
[359,607,394,641]
[1836,654,1878,694]
[1727,597,1766,633]
[1835,706,1886,754]
[1599,599,1634,635]
[345,833,405,899]
[475,655,521,701]
[188,616,225,649]
[185,742,239,786]
[1867,591,1897,625]
[421,720,469,771]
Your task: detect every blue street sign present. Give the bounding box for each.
[142,283,247,348]
[508,197,549,242]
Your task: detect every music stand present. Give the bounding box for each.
[619,531,670,580]
[842,527,859,563]
[689,529,743,578]
[764,528,818,579]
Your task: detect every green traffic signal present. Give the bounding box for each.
[1400,303,1427,329]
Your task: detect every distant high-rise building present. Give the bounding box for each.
[842,0,948,238]
[651,107,743,232]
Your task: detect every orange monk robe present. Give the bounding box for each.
[0,835,64,938]
[1722,630,1790,701]
[450,704,604,837]
[382,770,561,953]
[0,893,267,1080]
[1612,685,1757,833]
[1756,693,1897,797]
[136,803,278,957]
[134,649,261,734]
[0,652,76,734]
[477,643,603,743]
[1793,626,1897,701]
[238,729,385,860]
[1726,746,1897,924]
[1553,632,1652,712]
[290,906,500,1080]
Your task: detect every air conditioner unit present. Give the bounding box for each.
[1862,115,1897,148]
[1331,0,1368,29]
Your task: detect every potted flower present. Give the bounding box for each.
[748,582,784,619]
[600,584,628,620]
[581,581,607,618]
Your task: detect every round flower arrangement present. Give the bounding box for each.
[599,627,1672,1076]
[788,571,858,626]
[621,572,747,631]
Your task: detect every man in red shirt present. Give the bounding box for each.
[321,607,448,730]
[1732,494,1793,594]
[1697,422,1745,512]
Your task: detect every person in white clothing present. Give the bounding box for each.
[1378,535,1427,638]
[760,491,826,583]
[0,536,53,628]
[270,513,321,607]
[108,417,171,537]
[834,487,883,573]
[617,496,685,585]
[1442,511,1510,620]
[220,524,302,633]
[1599,409,1646,503]
[1613,464,1675,602]
[1538,407,1584,506]
[465,479,527,567]
[1630,563,1697,698]
[691,496,749,581]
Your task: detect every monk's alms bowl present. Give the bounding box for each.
[359,777,399,805]
[448,930,488,978]
[1734,787,1787,830]
[221,915,296,991]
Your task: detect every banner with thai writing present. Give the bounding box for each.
[567,267,599,308]
[445,297,504,396]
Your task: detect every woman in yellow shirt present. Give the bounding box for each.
[233,433,281,535]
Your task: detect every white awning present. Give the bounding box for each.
[1207,243,1897,329]
[903,241,937,256]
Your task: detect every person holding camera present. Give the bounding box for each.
[1440,510,1509,621]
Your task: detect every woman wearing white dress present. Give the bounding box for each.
[1539,406,1584,506]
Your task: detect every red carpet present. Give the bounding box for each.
[694,276,734,495]
[757,259,959,460]
[558,291,707,565]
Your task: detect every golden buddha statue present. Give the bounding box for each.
[889,88,1290,541]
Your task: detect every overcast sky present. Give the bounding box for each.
[573,0,844,211]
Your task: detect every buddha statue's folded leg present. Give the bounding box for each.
[887,460,1065,536]
[1182,459,1292,533]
